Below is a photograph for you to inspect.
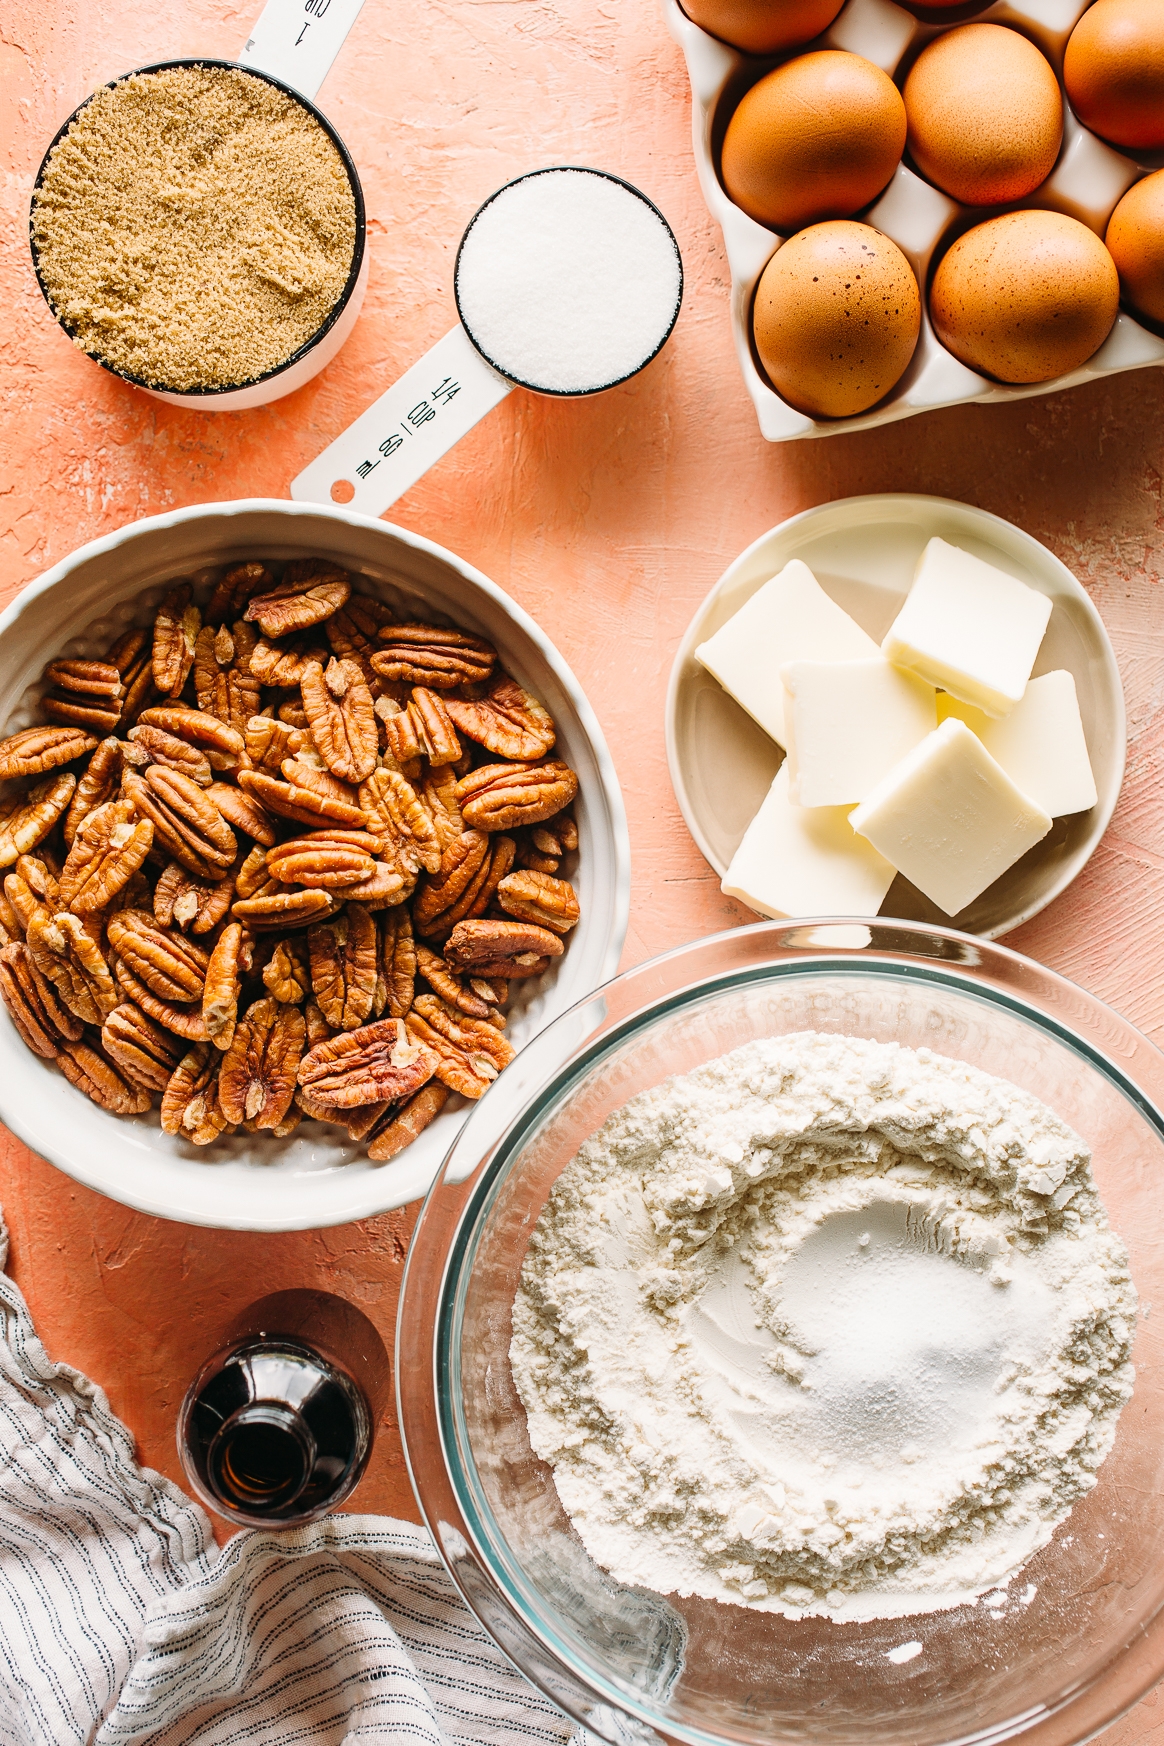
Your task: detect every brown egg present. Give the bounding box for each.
[721,52,906,233]
[682,0,845,55]
[930,211,1120,384]
[753,221,921,416]
[1107,171,1164,325]
[904,26,1062,207]
[1065,0,1164,152]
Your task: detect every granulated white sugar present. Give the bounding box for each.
[511,1032,1136,1622]
[455,169,682,394]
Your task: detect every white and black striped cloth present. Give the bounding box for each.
[0,1209,576,1746]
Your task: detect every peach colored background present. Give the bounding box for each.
[3,1,1164,1731]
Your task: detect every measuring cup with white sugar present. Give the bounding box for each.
[291,166,684,515]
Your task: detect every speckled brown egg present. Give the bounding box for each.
[721,52,906,234]
[904,25,1063,207]
[1065,0,1164,152]
[682,0,845,55]
[1106,171,1164,325]
[930,210,1120,384]
[752,220,921,416]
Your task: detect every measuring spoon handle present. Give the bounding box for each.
[290,326,515,516]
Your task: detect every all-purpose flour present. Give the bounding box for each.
[510,1033,1135,1621]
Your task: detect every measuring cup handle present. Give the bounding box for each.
[240,0,368,102]
[290,326,514,516]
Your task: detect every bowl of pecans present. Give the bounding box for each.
[0,500,628,1230]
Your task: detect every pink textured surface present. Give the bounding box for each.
[2,2,1164,1708]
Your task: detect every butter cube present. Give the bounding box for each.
[782,658,937,807]
[722,765,897,919]
[696,559,879,748]
[850,719,1052,916]
[882,538,1053,717]
[936,670,1097,818]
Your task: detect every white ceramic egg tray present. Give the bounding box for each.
[664,0,1164,440]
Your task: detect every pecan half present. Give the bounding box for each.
[308,904,378,1030]
[58,1039,152,1115]
[444,917,564,975]
[378,907,416,1019]
[206,782,278,847]
[300,659,378,785]
[202,922,251,1049]
[123,767,237,878]
[372,624,496,689]
[496,870,580,935]
[0,941,83,1055]
[340,861,406,908]
[413,832,513,940]
[366,1082,449,1162]
[421,767,464,850]
[244,562,352,638]
[161,1043,235,1144]
[231,888,338,931]
[138,706,246,764]
[249,636,330,688]
[107,628,158,723]
[304,999,334,1049]
[409,688,462,764]
[235,846,270,901]
[325,594,396,685]
[244,716,303,772]
[41,659,124,734]
[56,799,152,914]
[4,870,50,938]
[63,738,123,845]
[412,832,490,937]
[297,1016,437,1109]
[446,675,556,761]
[127,724,212,786]
[106,909,210,1004]
[237,769,366,831]
[458,760,579,832]
[205,561,274,624]
[374,695,423,766]
[0,728,95,781]
[219,997,305,1128]
[267,831,381,890]
[194,619,264,734]
[102,1002,183,1092]
[112,956,208,1040]
[278,698,310,729]
[407,995,514,1099]
[26,910,118,1024]
[152,583,201,698]
[359,769,441,877]
[263,937,310,1004]
[0,773,77,869]
[153,860,236,935]
[415,941,506,1024]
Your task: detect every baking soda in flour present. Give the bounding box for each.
[455,169,682,394]
[510,1033,1135,1622]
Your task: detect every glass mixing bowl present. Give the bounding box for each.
[398,920,1164,1746]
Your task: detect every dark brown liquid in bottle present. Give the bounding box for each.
[178,1291,389,1527]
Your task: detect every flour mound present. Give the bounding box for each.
[510,1032,1136,1622]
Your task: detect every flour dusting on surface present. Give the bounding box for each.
[510,1033,1136,1622]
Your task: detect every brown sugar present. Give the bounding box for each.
[31,65,358,393]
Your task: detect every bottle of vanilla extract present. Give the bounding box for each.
[178,1290,390,1527]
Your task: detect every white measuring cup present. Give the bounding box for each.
[29,0,372,411]
[290,165,684,515]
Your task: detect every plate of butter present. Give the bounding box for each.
[666,494,1124,938]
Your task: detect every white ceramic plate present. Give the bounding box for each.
[665,493,1124,938]
[0,500,629,1230]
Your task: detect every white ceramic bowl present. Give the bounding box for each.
[0,500,629,1230]
[664,0,1164,441]
[666,493,1124,938]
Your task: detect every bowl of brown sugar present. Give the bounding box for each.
[29,60,367,411]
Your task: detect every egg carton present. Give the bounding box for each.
[664,0,1164,440]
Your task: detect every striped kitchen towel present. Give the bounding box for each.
[0,1208,576,1746]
